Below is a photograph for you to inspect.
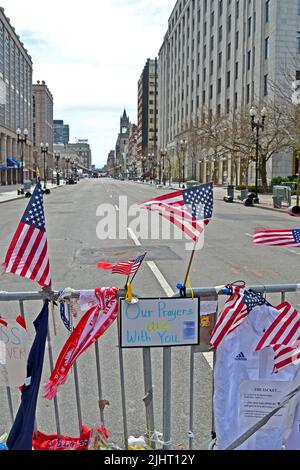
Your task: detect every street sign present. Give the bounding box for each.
[120,297,200,348]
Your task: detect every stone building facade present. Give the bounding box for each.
[158,0,300,185]
[137,59,158,176]
[0,7,33,185]
[32,81,54,181]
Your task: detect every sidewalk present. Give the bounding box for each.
[214,186,297,214]
[0,181,65,204]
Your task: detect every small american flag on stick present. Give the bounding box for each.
[3,182,51,287]
[253,228,300,247]
[98,253,147,276]
[142,183,214,241]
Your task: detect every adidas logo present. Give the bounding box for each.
[235,352,247,361]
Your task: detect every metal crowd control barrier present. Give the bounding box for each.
[0,284,299,450]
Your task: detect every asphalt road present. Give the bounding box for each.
[0,179,300,449]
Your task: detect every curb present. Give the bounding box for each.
[216,197,288,214]
[0,184,65,205]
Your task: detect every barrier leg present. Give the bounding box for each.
[94,341,105,425]
[143,348,156,449]
[189,348,195,450]
[117,317,128,449]
[163,347,172,450]
[67,304,83,433]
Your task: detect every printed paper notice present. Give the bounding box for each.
[240,380,291,429]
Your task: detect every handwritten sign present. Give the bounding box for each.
[120,298,200,348]
[0,320,28,388]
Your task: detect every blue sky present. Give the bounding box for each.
[1,0,172,167]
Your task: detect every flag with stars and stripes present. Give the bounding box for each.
[142,183,214,242]
[3,182,51,287]
[253,228,300,247]
[256,302,300,373]
[98,253,147,276]
[210,287,269,349]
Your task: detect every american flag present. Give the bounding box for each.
[272,343,300,373]
[256,302,300,351]
[256,302,300,372]
[3,182,51,287]
[98,253,147,276]
[210,288,269,349]
[143,183,214,241]
[253,228,300,247]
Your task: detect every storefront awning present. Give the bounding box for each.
[6,157,21,168]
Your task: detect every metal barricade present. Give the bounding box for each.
[0,284,299,450]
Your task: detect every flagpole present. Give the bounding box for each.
[183,240,198,291]
[129,253,147,285]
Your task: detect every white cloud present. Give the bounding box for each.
[1,0,172,166]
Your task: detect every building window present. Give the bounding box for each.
[248,17,252,36]
[218,52,222,68]
[236,31,239,49]
[246,84,250,103]
[264,74,268,96]
[265,37,269,59]
[297,32,300,54]
[227,71,231,88]
[210,84,213,100]
[226,99,230,114]
[235,61,239,79]
[218,78,222,94]
[227,42,231,61]
[266,0,270,21]
[247,51,251,70]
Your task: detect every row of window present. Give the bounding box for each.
[169,0,271,36]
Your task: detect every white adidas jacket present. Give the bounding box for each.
[214,305,300,450]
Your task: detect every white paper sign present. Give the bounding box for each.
[0,320,28,388]
[240,380,292,429]
[120,298,200,348]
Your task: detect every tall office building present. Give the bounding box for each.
[54,119,70,145]
[137,59,158,174]
[115,109,130,176]
[0,7,33,185]
[32,80,54,179]
[158,0,300,184]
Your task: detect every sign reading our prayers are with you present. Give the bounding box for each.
[120,298,200,348]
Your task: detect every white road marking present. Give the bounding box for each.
[128,228,141,246]
[146,261,175,298]
[127,227,213,369]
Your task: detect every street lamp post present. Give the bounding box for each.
[65,157,70,182]
[141,157,146,182]
[16,128,28,192]
[148,153,155,183]
[160,148,167,186]
[180,139,188,188]
[55,152,60,186]
[250,106,267,204]
[40,143,49,191]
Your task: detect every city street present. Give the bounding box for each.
[1,179,299,449]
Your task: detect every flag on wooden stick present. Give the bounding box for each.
[3,182,51,287]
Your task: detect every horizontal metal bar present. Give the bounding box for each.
[173,284,300,297]
[0,285,299,302]
[0,289,126,302]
